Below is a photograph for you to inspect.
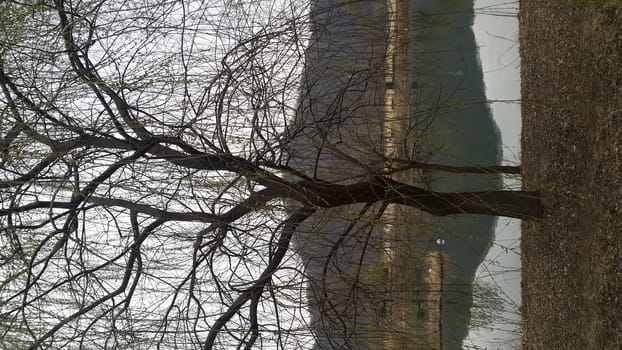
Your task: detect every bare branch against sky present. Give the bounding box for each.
[1,1,534,349]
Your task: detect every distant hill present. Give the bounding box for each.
[287,0,502,348]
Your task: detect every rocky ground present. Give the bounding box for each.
[520,1,622,349]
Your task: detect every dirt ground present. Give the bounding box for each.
[520,1,622,349]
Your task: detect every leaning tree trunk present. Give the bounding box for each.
[292,176,543,220]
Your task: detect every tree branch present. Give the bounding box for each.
[202,207,314,349]
[389,159,521,175]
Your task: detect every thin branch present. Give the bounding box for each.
[202,207,315,350]
[27,219,165,350]
[389,159,521,175]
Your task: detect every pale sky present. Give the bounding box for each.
[468,1,522,349]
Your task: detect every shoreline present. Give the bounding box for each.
[378,0,445,347]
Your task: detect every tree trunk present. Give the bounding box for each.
[306,176,542,220]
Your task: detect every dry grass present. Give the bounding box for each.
[520,1,622,349]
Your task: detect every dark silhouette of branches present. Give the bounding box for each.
[0,0,536,349]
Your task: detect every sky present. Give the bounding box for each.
[467,1,522,349]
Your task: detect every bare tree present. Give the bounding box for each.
[0,0,537,349]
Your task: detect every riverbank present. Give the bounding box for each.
[375,0,503,348]
[520,2,622,349]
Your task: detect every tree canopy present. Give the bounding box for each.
[0,0,539,349]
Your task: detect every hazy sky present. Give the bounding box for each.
[468,1,522,349]
[473,0,522,165]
